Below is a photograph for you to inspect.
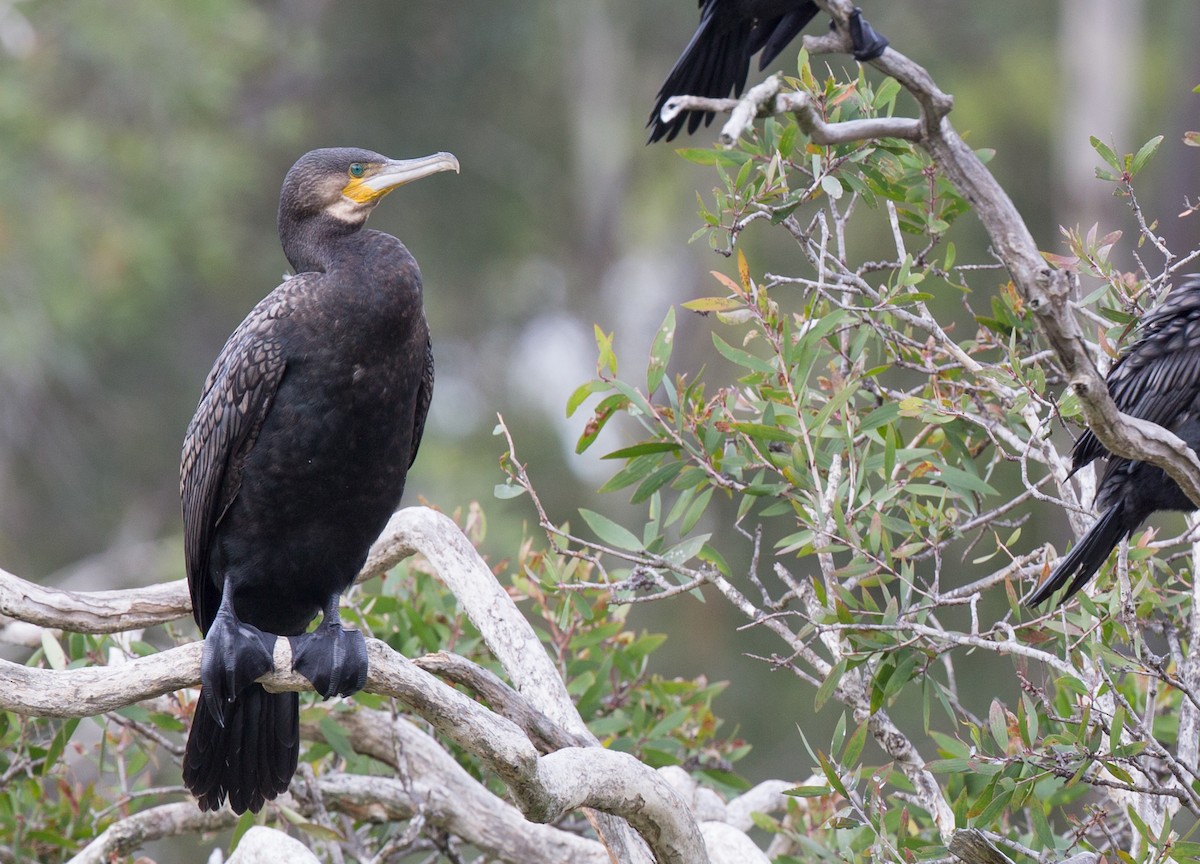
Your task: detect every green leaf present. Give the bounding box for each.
[842,720,868,766]
[292,820,345,842]
[320,714,356,762]
[778,122,797,158]
[42,718,80,775]
[576,393,629,454]
[595,325,619,377]
[1110,703,1126,752]
[815,659,846,712]
[816,751,850,799]
[820,174,844,201]
[647,307,676,394]
[1031,798,1054,847]
[663,533,710,567]
[675,148,720,165]
[785,785,833,798]
[711,332,775,375]
[936,463,998,498]
[679,486,714,534]
[632,460,686,504]
[1090,135,1120,171]
[925,758,973,773]
[599,454,663,494]
[579,508,644,551]
[728,422,794,442]
[603,441,682,460]
[676,148,752,167]
[974,785,1013,827]
[566,379,610,417]
[872,76,901,109]
[682,296,744,313]
[493,483,527,500]
[859,402,900,433]
[1021,694,1039,746]
[649,707,692,739]
[608,378,657,419]
[41,630,67,671]
[1129,134,1163,176]
[230,810,257,851]
[988,699,1009,752]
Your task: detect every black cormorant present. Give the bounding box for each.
[180,147,459,813]
[1028,275,1200,607]
[647,1,888,143]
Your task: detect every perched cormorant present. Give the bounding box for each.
[647,1,888,143]
[180,147,458,813]
[1028,276,1200,607]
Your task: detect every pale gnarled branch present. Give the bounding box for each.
[0,567,189,634]
[2,507,808,864]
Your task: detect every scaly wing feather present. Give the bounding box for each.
[180,275,320,631]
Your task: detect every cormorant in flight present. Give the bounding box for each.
[1028,276,1200,607]
[180,147,459,813]
[647,1,888,143]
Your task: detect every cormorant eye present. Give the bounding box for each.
[348,163,366,179]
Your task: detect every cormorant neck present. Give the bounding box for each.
[279,211,367,275]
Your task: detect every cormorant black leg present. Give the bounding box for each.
[847,8,888,62]
[201,589,277,727]
[290,594,369,699]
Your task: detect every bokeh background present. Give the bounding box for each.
[2,0,1198,786]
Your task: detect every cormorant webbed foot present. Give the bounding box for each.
[290,597,369,699]
[201,602,277,727]
[847,7,888,62]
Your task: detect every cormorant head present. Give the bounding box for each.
[279,147,460,230]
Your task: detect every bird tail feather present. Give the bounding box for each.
[756,6,820,70]
[648,11,754,142]
[1026,504,1129,607]
[183,684,299,814]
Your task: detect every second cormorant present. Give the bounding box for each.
[180,147,459,813]
[1028,275,1200,607]
[648,0,888,143]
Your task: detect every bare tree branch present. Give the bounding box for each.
[303,708,611,864]
[0,567,189,633]
[67,801,235,864]
[414,651,591,751]
[3,509,779,863]
[1,614,707,862]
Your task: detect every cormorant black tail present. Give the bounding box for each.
[1026,504,1130,607]
[647,2,888,143]
[1027,276,1200,608]
[648,5,766,143]
[182,685,299,814]
[751,7,815,70]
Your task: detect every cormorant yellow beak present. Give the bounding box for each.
[342,152,460,204]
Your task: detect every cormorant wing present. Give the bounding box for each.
[180,276,314,631]
[1072,279,1200,471]
[408,336,434,469]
